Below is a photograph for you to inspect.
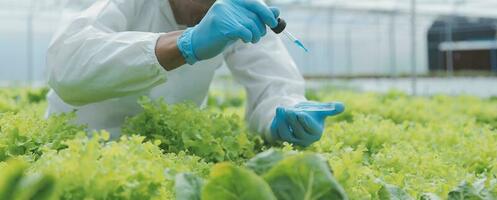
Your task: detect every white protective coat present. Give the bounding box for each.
[46,0,307,141]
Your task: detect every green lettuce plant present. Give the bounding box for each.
[202,163,277,200]
[176,150,348,200]
[123,97,262,162]
[0,111,85,162]
[0,159,56,200]
[30,133,211,200]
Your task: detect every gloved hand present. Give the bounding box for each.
[270,102,345,147]
[177,0,280,65]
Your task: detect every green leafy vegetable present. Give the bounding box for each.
[0,159,55,200]
[202,163,277,200]
[123,97,260,162]
[1,88,497,199]
[175,173,204,200]
[245,149,286,175]
[0,111,85,161]
[448,179,495,200]
[378,183,413,200]
[419,193,442,200]
[30,133,211,200]
[0,159,27,200]
[13,172,56,200]
[263,153,348,200]
[0,88,49,113]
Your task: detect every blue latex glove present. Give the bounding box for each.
[270,102,345,147]
[177,0,280,65]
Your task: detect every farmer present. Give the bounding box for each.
[45,0,344,147]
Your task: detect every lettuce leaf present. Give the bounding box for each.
[419,193,441,200]
[448,179,495,200]
[0,159,26,200]
[245,149,286,175]
[378,183,413,200]
[263,153,348,200]
[13,173,56,200]
[175,173,203,200]
[202,163,276,200]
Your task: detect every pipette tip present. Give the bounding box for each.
[283,31,309,52]
[294,40,309,52]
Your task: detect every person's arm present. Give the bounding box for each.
[224,32,307,142]
[155,31,186,71]
[48,0,175,106]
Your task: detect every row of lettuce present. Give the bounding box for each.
[0,88,497,199]
[0,90,348,200]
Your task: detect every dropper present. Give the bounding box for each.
[271,18,309,52]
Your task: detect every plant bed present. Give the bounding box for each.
[0,88,496,199]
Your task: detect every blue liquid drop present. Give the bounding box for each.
[294,40,309,52]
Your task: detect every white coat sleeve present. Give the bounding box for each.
[47,0,166,106]
[224,32,307,142]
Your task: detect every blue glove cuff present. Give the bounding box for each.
[177,28,198,65]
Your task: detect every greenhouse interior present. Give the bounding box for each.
[1,0,497,199]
